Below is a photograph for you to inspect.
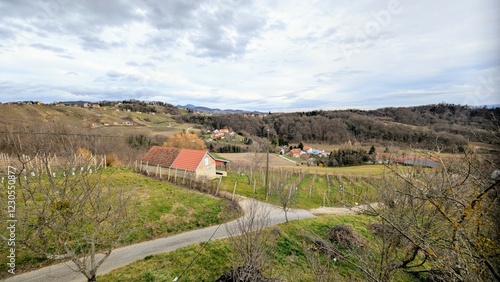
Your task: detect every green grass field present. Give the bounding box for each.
[0,167,240,277]
[279,164,388,176]
[98,214,418,282]
[216,168,380,209]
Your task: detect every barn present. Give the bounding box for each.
[141,146,221,180]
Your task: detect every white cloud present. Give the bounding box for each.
[0,0,499,111]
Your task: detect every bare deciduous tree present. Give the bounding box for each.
[273,173,297,223]
[363,150,500,281]
[222,199,278,282]
[2,128,131,282]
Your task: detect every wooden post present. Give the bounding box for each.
[232,181,237,201]
[216,177,222,195]
[253,178,256,194]
[182,169,187,185]
[326,173,331,206]
[309,172,315,199]
[155,164,159,177]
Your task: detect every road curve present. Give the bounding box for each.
[4,198,315,282]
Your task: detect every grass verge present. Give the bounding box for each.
[99,214,418,282]
[0,167,240,277]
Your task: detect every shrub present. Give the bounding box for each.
[327,225,365,249]
[105,153,121,167]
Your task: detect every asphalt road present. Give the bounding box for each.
[4,198,315,282]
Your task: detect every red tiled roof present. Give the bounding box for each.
[171,149,208,171]
[141,146,210,172]
[142,146,181,167]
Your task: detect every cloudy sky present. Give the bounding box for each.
[0,0,499,112]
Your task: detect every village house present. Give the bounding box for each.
[141,146,227,180]
[303,146,312,154]
[376,152,396,164]
[376,153,440,168]
[288,145,327,158]
[300,153,310,160]
[211,128,234,140]
[288,148,301,158]
[310,148,325,156]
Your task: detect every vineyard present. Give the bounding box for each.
[215,164,382,209]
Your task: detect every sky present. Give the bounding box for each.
[0,0,499,112]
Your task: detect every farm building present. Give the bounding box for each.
[141,146,225,180]
[394,156,441,168]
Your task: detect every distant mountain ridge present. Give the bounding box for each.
[177,104,265,114]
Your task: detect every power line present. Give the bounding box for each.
[174,222,224,281]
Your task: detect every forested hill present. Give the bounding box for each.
[177,104,500,152]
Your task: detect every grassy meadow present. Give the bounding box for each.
[98,214,419,282]
[0,167,240,277]
[214,165,382,210]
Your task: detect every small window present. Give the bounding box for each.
[204,157,209,166]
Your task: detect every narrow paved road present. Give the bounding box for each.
[5,198,315,282]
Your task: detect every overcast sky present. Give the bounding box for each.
[0,0,499,112]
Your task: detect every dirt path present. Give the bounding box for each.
[310,202,381,215]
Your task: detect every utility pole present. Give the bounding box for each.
[265,128,270,200]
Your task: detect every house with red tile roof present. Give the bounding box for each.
[141,146,219,180]
[288,148,301,158]
[303,146,312,153]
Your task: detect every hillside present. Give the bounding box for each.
[0,103,197,163]
[0,103,182,131]
[1,103,498,162]
[178,103,500,153]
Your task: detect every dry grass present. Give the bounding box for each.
[0,104,196,141]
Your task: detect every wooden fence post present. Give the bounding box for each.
[182,169,187,185]
[232,181,237,201]
[216,177,222,195]
[326,173,331,206]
